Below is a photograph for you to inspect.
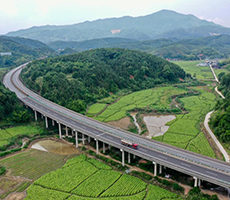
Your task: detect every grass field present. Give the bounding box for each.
[88,86,187,122]
[0,124,42,149]
[173,61,214,80]
[25,154,180,200]
[154,86,216,158]
[0,149,68,180]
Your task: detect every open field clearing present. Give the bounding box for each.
[154,86,216,158]
[173,61,214,80]
[89,86,187,122]
[0,149,68,180]
[25,154,180,200]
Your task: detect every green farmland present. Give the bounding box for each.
[88,86,187,122]
[154,86,216,158]
[173,61,213,80]
[25,154,180,200]
[0,124,42,149]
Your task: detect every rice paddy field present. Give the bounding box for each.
[25,154,181,200]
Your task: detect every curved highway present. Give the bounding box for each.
[3,63,230,188]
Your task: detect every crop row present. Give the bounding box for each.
[35,161,98,192]
[100,174,147,197]
[72,170,121,197]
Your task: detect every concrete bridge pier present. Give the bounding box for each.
[159,164,162,174]
[103,142,105,153]
[58,122,62,138]
[75,130,78,148]
[120,149,125,166]
[34,110,37,121]
[94,139,99,154]
[153,162,157,176]
[128,152,131,164]
[45,116,48,128]
[41,114,43,119]
[82,134,85,145]
[194,177,198,187]
[65,126,68,137]
[133,154,136,159]
[108,145,111,150]
[88,136,90,143]
[52,119,54,126]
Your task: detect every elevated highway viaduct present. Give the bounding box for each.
[3,63,230,191]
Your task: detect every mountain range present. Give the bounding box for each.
[6,10,230,43]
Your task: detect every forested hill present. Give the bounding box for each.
[0,36,55,68]
[21,48,186,113]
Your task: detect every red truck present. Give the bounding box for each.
[121,139,138,149]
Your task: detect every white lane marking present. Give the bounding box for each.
[206,171,217,176]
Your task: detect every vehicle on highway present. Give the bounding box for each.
[121,139,138,149]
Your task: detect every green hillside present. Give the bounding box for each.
[21,48,186,113]
[48,35,230,60]
[0,36,55,68]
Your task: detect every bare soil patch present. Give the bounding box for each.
[107,116,131,130]
[5,192,26,200]
[33,140,80,155]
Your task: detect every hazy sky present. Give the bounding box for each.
[0,0,230,35]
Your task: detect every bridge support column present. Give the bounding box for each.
[88,136,90,143]
[120,149,125,166]
[34,110,37,121]
[193,177,198,187]
[58,123,62,138]
[128,153,130,164]
[198,179,201,187]
[66,126,68,137]
[133,154,136,159]
[95,139,99,154]
[52,119,54,126]
[108,145,111,150]
[159,165,162,174]
[45,116,48,128]
[103,142,105,153]
[75,130,78,148]
[153,162,157,176]
[41,115,43,119]
[82,134,85,145]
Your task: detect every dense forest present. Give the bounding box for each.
[21,48,186,113]
[209,62,230,143]
[0,82,30,123]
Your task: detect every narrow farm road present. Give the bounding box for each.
[204,64,229,162]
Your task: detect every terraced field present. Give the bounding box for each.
[154,86,216,158]
[88,86,187,122]
[25,154,181,200]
